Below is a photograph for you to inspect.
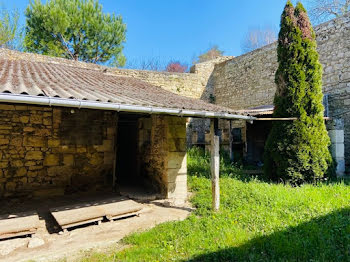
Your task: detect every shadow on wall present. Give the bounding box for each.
[186,208,350,262]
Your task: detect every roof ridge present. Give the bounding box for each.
[0,48,111,73]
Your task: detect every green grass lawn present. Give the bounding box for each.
[80,148,350,262]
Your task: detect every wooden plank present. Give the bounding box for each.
[106,211,140,221]
[0,212,39,240]
[210,119,220,211]
[50,204,105,228]
[61,217,103,230]
[50,197,143,230]
[100,198,143,220]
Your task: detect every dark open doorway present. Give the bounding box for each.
[116,114,140,187]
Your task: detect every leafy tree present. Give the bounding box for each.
[165,61,188,73]
[0,4,22,49]
[241,26,277,53]
[195,45,224,63]
[24,0,126,66]
[264,1,333,184]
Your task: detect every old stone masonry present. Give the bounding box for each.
[117,13,350,172]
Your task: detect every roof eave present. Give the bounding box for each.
[0,93,255,121]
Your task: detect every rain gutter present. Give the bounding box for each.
[0,94,256,121]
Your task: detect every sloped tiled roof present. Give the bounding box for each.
[0,48,241,115]
[237,105,274,116]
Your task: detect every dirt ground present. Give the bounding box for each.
[0,192,193,262]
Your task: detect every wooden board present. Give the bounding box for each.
[0,212,39,240]
[50,204,105,229]
[99,198,143,221]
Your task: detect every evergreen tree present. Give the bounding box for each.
[264,1,333,184]
[24,0,126,66]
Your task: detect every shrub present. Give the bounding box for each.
[264,1,333,184]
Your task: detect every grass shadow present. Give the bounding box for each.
[186,208,350,262]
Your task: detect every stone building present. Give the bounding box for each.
[0,48,251,203]
[208,13,350,174]
[117,13,348,174]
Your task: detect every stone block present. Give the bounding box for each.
[0,104,15,110]
[24,136,46,147]
[168,138,186,152]
[12,160,24,167]
[168,125,186,139]
[0,161,8,168]
[23,127,35,132]
[10,136,22,147]
[43,117,52,126]
[167,169,187,183]
[89,153,104,166]
[0,138,9,145]
[167,152,187,170]
[96,139,114,152]
[330,143,344,158]
[15,167,27,177]
[25,151,43,160]
[167,181,187,199]
[166,116,187,125]
[44,154,60,166]
[0,125,12,130]
[328,130,344,143]
[335,158,345,176]
[63,154,74,166]
[48,139,60,147]
[19,116,30,123]
[15,105,28,110]
[30,114,42,124]
[25,161,36,167]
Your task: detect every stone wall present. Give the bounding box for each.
[0,104,117,198]
[211,13,350,168]
[138,115,187,204]
[212,13,350,110]
[112,56,233,100]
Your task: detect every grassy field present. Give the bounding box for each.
[80,148,350,262]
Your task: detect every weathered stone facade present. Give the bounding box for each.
[0,104,188,201]
[0,104,116,198]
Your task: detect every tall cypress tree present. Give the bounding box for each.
[264,1,333,184]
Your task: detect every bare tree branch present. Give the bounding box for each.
[306,0,350,24]
[241,26,277,53]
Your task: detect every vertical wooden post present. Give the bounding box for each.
[112,113,118,192]
[210,118,220,211]
[229,120,234,163]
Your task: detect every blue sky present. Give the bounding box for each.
[4,0,305,67]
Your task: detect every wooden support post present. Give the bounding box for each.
[229,120,234,163]
[210,119,220,211]
[112,112,118,192]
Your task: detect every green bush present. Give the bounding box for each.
[264,1,333,184]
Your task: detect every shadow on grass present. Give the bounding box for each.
[186,208,350,262]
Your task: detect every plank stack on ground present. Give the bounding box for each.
[0,212,40,240]
[50,197,143,232]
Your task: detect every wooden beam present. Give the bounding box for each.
[254,117,331,121]
[210,119,220,211]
